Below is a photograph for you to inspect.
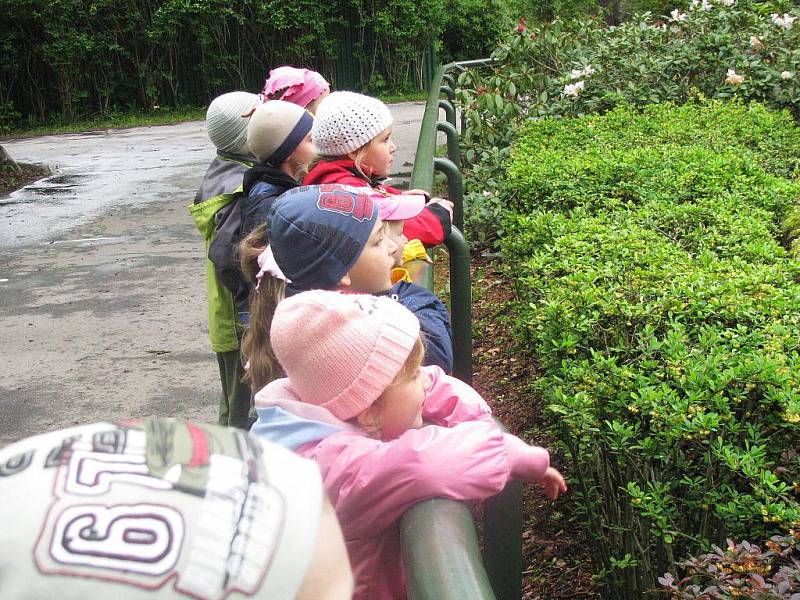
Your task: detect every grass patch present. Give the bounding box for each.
[377,91,428,104]
[1,107,206,140]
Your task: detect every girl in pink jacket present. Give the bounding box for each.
[250,289,567,599]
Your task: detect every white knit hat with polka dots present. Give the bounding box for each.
[206,91,258,154]
[311,91,393,156]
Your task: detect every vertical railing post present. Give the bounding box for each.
[443,227,472,382]
[434,157,464,231]
[438,99,457,128]
[436,121,461,168]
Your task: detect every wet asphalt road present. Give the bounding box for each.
[0,102,425,447]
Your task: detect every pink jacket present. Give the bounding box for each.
[251,366,550,599]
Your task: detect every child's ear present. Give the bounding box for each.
[337,273,352,288]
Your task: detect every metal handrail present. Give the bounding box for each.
[399,59,521,600]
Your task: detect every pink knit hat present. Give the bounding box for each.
[270,290,421,420]
[261,66,330,109]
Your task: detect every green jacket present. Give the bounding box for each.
[189,154,252,353]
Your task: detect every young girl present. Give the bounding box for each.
[251,289,567,599]
[212,100,316,327]
[303,91,454,247]
[238,185,453,393]
[260,66,330,114]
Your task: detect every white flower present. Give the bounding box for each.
[749,35,763,49]
[570,65,596,80]
[561,81,585,98]
[670,9,688,20]
[781,71,793,80]
[771,13,795,29]
[691,0,712,11]
[482,190,493,197]
[725,68,744,85]
[720,0,734,7]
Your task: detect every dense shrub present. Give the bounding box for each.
[455,0,800,243]
[499,101,800,597]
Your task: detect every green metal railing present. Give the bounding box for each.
[399,59,523,600]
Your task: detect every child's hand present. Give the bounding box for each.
[428,197,454,222]
[538,467,567,501]
[406,188,431,200]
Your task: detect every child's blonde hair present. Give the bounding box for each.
[239,224,285,392]
[356,336,426,437]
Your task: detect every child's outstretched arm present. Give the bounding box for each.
[306,421,511,536]
[502,433,568,500]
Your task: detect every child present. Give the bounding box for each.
[238,185,453,393]
[260,66,330,114]
[190,91,259,429]
[303,91,454,247]
[371,190,434,284]
[0,418,354,599]
[211,100,316,325]
[251,290,567,599]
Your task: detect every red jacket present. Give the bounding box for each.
[304,159,451,247]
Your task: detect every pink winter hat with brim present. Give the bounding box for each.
[270,290,420,420]
[261,66,330,108]
[371,191,426,221]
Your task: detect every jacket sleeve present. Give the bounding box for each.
[421,366,495,426]
[308,422,511,536]
[403,204,451,247]
[393,283,453,373]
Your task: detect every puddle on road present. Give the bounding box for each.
[0,173,89,206]
[50,235,131,247]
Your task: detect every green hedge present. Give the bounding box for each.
[500,101,800,597]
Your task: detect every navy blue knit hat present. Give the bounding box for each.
[269,185,379,293]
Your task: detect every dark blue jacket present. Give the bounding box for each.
[217,164,299,319]
[383,281,454,373]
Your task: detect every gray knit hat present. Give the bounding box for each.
[247,100,314,165]
[205,91,258,154]
[311,91,393,156]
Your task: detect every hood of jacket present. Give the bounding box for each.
[193,154,252,204]
[250,378,361,450]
